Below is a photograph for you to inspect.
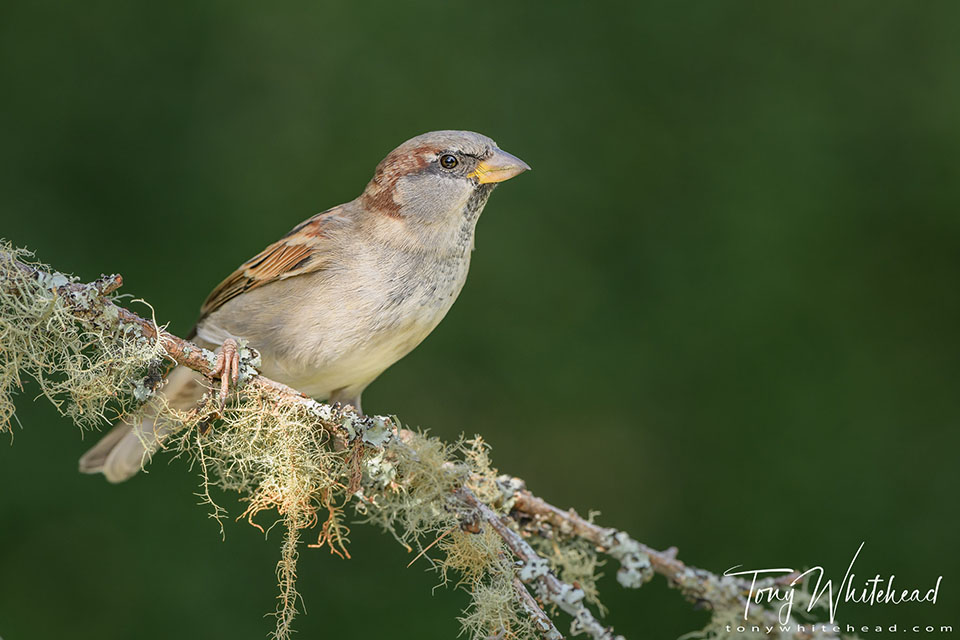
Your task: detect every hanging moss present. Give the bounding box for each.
[0,242,162,435]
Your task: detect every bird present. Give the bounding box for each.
[79,130,530,483]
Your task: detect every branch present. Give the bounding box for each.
[458,487,620,640]
[510,484,657,589]
[0,242,845,640]
[514,576,563,640]
[2,246,351,435]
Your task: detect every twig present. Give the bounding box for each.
[513,576,564,640]
[407,525,456,568]
[457,488,624,640]
[507,484,826,638]
[510,486,659,589]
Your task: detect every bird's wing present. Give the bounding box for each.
[197,207,345,320]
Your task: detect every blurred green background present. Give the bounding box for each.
[1,2,958,638]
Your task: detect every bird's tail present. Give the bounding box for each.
[79,365,206,483]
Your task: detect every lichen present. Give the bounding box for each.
[458,576,538,640]
[168,397,542,639]
[356,431,543,639]
[605,531,653,588]
[535,536,607,613]
[161,385,354,638]
[0,241,161,435]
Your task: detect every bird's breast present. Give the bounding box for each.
[374,245,472,331]
[197,242,474,401]
[267,247,470,393]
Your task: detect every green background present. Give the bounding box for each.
[1,2,958,638]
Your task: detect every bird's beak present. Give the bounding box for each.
[469,149,531,184]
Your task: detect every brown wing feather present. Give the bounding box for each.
[198,208,342,319]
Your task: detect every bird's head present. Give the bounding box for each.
[359,131,530,231]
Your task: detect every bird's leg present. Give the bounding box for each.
[329,387,363,416]
[212,337,240,406]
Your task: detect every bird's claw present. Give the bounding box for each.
[212,338,240,407]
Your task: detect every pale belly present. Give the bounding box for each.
[195,256,468,402]
[259,317,441,399]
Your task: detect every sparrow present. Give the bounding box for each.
[79,130,530,482]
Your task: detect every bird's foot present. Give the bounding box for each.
[212,338,240,406]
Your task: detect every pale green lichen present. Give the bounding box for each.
[355,432,545,639]
[0,241,162,435]
[458,575,539,640]
[533,536,607,613]
[161,386,354,638]
[165,395,542,640]
[604,531,653,588]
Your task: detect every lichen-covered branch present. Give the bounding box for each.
[458,487,620,640]
[508,483,656,590]
[3,244,334,409]
[514,576,563,640]
[0,241,847,640]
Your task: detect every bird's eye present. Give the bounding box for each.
[439,154,459,169]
